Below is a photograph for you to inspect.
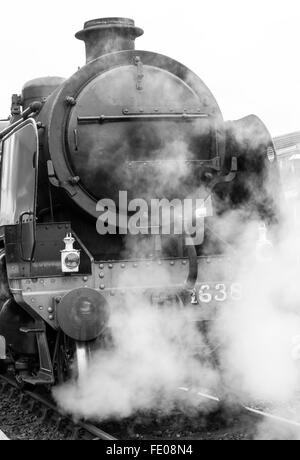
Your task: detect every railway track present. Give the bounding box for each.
[0,374,116,440]
[178,386,300,436]
[1,372,300,440]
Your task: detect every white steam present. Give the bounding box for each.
[211,176,300,439]
[53,290,219,421]
[53,117,300,439]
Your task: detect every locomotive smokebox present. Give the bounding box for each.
[75,17,144,63]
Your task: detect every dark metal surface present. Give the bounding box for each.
[44,50,223,218]
[57,288,109,341]
[76,17,143,63]
[0,299,37,355]
[21,77,65,109]
[5,222,92,279]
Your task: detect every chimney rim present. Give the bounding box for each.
[75,17,144,41]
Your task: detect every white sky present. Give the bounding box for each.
[1,0,299,136]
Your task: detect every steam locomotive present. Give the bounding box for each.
[0,18,279,385]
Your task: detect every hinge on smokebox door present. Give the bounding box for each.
[135,56,144,91]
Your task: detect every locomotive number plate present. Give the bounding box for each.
[198,283,242,304]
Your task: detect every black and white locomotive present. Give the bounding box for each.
[0,17,279,385]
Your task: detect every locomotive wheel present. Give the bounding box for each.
[53,330,112,384]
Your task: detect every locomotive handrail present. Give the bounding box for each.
[184,236,198,291]
[77,112,209,124]
[0,101,42,140]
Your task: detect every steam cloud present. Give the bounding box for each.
[212,205,300,439]
[53,63,300,438]
[53,131,300,440]
[53,289,220,420]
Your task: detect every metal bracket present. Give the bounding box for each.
[209,156,238,191]
[47,160,60,187]
[20,327,44,334]
[21,322,54,385]
[47,161,78,197]
[135,56,144,90]
[11,94,22,116]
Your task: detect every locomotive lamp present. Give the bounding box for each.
[256,223,273,262]
[61,233,81,273]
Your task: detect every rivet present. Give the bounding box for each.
[39,306,43,311]
[206,259,211,264]
[182,260,187,265]
[121,264,125,269]
[99,273,105,279]
[55,297,61,303]
[48,307,54,313]
[133,263,138,268]
[100,285,105,290]
[170,261,175,266]
[99,264,104,270]
[65,96,76,106]
[83,276,88,282]
[108,264,113,269]
[48,315,54,321]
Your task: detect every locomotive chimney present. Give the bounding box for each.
[75,17,144,63]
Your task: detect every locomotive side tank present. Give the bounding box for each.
[0,18,279,385]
